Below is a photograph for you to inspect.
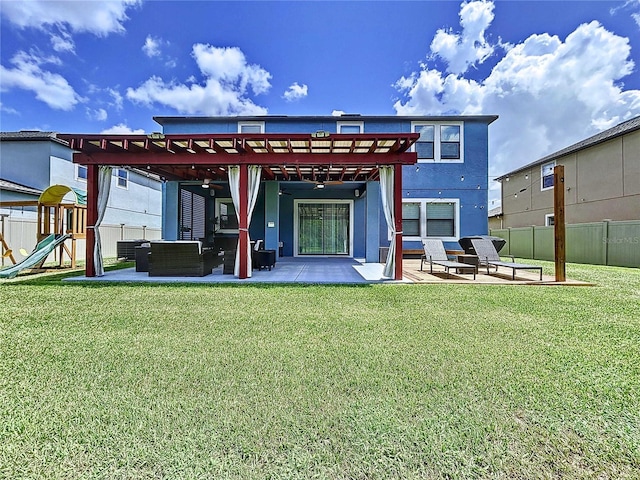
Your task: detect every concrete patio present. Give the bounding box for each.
[63,257,591,286]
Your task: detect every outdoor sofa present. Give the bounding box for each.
[420,238,476,279]
[471,238,543,281]
[148,240,220,277]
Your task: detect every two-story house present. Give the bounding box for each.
[60,114,497,279]
[495,116,640,228]
[0,131,163,228]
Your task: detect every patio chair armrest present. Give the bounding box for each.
[500,255,515,262]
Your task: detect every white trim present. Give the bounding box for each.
[541,160,556,192]
[411,121,464,163]
[337,121,364,133]
[545,213,555,226]
[215,197,238,234]
[76,164,88,182]
[293,199,354,257]
[237,121,265,133]
[400,198,460,242]
[115,168,128,190]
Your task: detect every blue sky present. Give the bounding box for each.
[1,0,640,205]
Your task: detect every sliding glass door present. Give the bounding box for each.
[296,202,351,255]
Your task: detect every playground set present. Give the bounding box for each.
[0,185,87,279]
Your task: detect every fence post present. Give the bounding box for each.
[603,219,610,266]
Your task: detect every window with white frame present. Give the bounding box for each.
[115,168,128,189]
[215,198,238,233]
[412,122,463,162]
[337,122,363,134]
[76,164,87,182]
[238,122,264,133]
[541,161,555,191]
[545,213,555,226]
[401,198,460,241]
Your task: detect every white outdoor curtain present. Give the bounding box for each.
[379,166,396,278]
[228,165,262,277]
[94,166,112,276]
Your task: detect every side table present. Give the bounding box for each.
[456,254,479,274]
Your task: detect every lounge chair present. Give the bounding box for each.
[471,238,542,281]
[420,238,476,279]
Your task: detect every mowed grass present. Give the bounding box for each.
[1,263,639,479]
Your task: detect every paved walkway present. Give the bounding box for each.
[63,257,592,286]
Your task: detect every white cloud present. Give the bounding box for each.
[633,13,640,28]
[0,0,140,51]
[101,124,146,134]
[51,32,75,53]
[394,1,640,206]
[86,108,108,121]
[430,0,495,74]
[0,102,19,115]
[108,88,124,110]
[0,51,83,110]
[142,35,162,58]
[126,44,271,115]
[283,82,308,102]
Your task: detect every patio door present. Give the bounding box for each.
[295,201,352,256]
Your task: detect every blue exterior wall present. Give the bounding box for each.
[158,116,494,255]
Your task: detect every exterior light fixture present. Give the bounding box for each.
[202,179,210,189]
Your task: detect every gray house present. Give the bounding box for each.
[0,131,163,228]
[495,116,640,228]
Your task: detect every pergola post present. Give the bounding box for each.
[238,163,249,279]
[394,163,403,280]
[85,164,98,277]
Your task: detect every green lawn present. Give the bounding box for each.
[1,263,639,479]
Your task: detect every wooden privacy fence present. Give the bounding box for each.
[491,220,640,268]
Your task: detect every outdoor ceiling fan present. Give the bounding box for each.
[201,179,223,190]
[302,179,344,189]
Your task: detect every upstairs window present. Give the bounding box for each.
[541,161,555,191]
[115,168,128,189]
[337,122,363,134]
[238,122,264,134]
[414,125,435,160]
[76,165,87,182]
[412,122,463,162]
[440,125,461,159]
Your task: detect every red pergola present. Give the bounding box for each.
[59,132,419,280]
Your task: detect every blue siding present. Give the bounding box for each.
[159,116,493,255]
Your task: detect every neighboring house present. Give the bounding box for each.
[154,114,497,256]
[0,131,163,228]
[495,116,640,228]
[488,206,503,230]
